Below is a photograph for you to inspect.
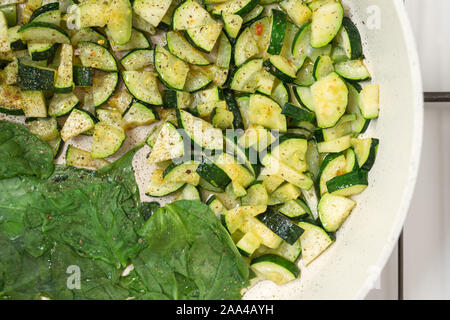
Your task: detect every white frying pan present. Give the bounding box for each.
[14,0,422,300]
[66,0,423,300]
[242,0,424,299]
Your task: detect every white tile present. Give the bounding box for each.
[403,106,450,299]
[405,0,450,91]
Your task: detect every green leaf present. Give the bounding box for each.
[42,244,130,300]
[0,235,130,300]
[0,176,41,239]
[0,121,54,179]
[135,200,249,300]
[0,233,51,300]
[0,124,250,300]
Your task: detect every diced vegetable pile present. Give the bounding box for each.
[0,0,380,286]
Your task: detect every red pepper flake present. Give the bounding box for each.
[255,24,264,36]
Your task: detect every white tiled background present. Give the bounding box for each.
[367,0,450,300]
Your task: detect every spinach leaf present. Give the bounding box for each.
[42,244,130,300]
[33,177,144,268]
[134,200,249,300]
[0,121,54,179]
[28,147,146,268]
[0,233,51,300]
[0,122,249,300]
[0,176,41,239]
[0,235,130,300]
[0,147,146,268]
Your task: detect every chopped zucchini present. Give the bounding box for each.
[48,93,80,117]
[77,41,118,72]
[311,72,348,128]
[250,254,300,285]
[261,154,313,190]
[268,183,301,205]
[122,70,162,106]
[91,122,126,158]
[351,137,379,171]
[122,102,157,129]
[242,182,268,206]
[334,59,371,81]
[318,193,356,232]
[359,84,380,119]
[279,199,309,219]
[298,221,334,265]
[19,22,70,43]
[121,49,154,71]
[61,108,95,141]
[176,184,201,201]
[91,72,119,107]
[237,231,261,257]
[66,145,110,169]
[146,168,185,197]
[163,161,200,186]
[280,0,311,28]
[73,65,93,87]
[310,1,343,48]
[55,44,73,93]
[147,122,185,164]
[177,109,223,152]
[20,90,47,118]
[154,45,189,91]
[319,152,347,195]
[26,117,59,142]
[0,85,23,115]
[196,157,231,191]
[166,31,210,66]
[18,61,55,91]
[133,0,172,27]
[248,94,287,132]
[110,28,150,52]
[214,152,255,188]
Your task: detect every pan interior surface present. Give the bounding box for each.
[243,0,423,300]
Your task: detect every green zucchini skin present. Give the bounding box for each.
[223,89,244,129]
[205,194,218,206]
[242,4,264,25]
[326,169,369,194]
[211,0,259,18]
[264,133,308,156]
[263,58,296,83]
[73,66,93,87]
[163,90,178,109]
[235,0,260,17]
[340,17,363,60]
[360,138,379,171]
[267,9,287,55]
[29,43,58,62]
[10,39,27,51]
[282,103,316,123]
[18,22,70,43]
[18,62,55,91]
[257,211,304,245]
[29,2,59,23]
[250,253,300,277]
[196,158,231,191]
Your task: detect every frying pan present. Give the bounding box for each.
[242,0,424,299]
[6,0,423,300]
[128,0,423,299]
[62,0,424,300]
